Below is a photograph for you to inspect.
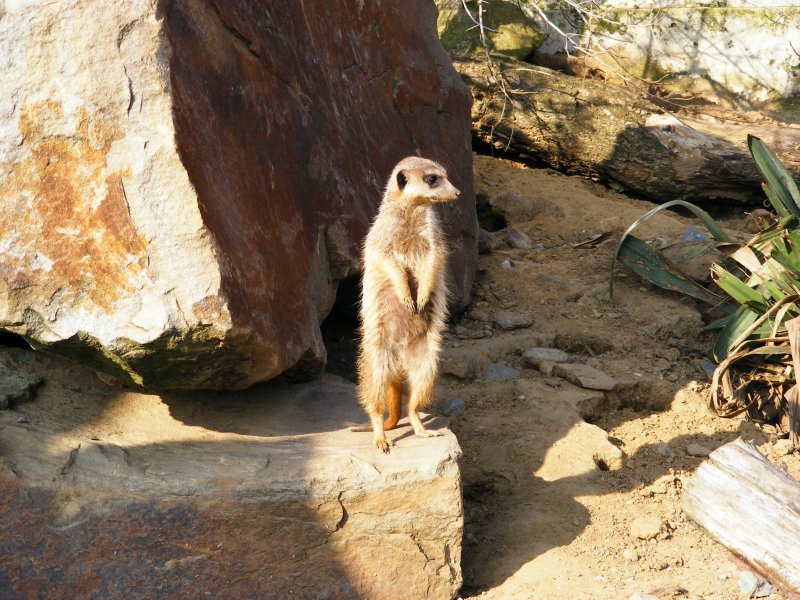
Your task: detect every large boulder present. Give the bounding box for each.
[0,1,477,390]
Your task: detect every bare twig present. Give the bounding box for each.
[461,0,516,153]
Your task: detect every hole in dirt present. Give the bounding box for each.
[476,193,507,232]
[593,455,611,471]
[553,332,615,356]
[321,275,360,382]
[606,380,676,414]
[0,331,32,350]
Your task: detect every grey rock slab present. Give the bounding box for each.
[552,363,619,391]
[0,374,463,599]
[491,310,533,331]
[484,362,522,382]
[523,347,571,367]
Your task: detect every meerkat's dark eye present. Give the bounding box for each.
[424,174,439,186]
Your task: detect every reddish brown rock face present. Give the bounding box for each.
[163,0,476,378]
[0,0,476,389]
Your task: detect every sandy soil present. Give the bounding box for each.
[437,154,800,599]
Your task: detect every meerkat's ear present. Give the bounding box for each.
[396,170,407,190]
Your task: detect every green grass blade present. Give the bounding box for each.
[710,264,768,311]
[615,235,724,305]
[750,216,798,253]
[712,306,760,361]
[705,312,734,331]
[762,182,791,218]
[771,248,800,278]
[748,135,800,217]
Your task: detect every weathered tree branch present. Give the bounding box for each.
[453,52,800,204]
[682,439,800,593]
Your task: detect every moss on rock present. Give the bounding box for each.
[437,0,545,59]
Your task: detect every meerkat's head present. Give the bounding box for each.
[388,156,460,205]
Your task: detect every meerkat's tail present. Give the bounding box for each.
[383,379,404,430]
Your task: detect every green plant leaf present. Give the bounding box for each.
[610,200,730,301]
[615,235,724,305]
[748,135,800,217]
[712,306,760,361]
[710,264,768,312]
[762,182,791,218]
[771,248,800,278]
[750,215,798,253]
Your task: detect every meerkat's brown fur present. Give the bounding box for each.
[357,156,460,452]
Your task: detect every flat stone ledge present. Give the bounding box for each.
[0,374,463,599]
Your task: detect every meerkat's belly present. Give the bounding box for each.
[379,284,433,342]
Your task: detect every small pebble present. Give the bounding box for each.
[552,363,618,391]
[630,515,663,540]
[686,443,712,457]
[754,581,775,598]
[622,548,639,562]
[505,227,532,249]
[680,225,710,242]
[739,570,774,597]
[441,397,466,417]
[484,362,521,382]
[523,347,571,367]
[739,571,758,594]
[491,310,533,331]
[468,309,489,322]
[699,358,716,378]
[773,438,793,456]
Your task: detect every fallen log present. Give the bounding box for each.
[452,52,800,204]
[682,438,800,593]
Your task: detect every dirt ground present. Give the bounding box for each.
[438,153,800,599]
[3,147,800,599]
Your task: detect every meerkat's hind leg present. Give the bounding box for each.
[383,378,404,431]
[405,365,443,439]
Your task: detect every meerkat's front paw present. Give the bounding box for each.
[401,294,416,313]
[415,292,430,314]
[375,437,394,452]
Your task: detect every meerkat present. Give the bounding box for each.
[356,156,460,452]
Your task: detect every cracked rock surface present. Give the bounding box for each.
[0,346,463,599]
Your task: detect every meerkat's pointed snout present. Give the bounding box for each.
[451,185,461,200]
